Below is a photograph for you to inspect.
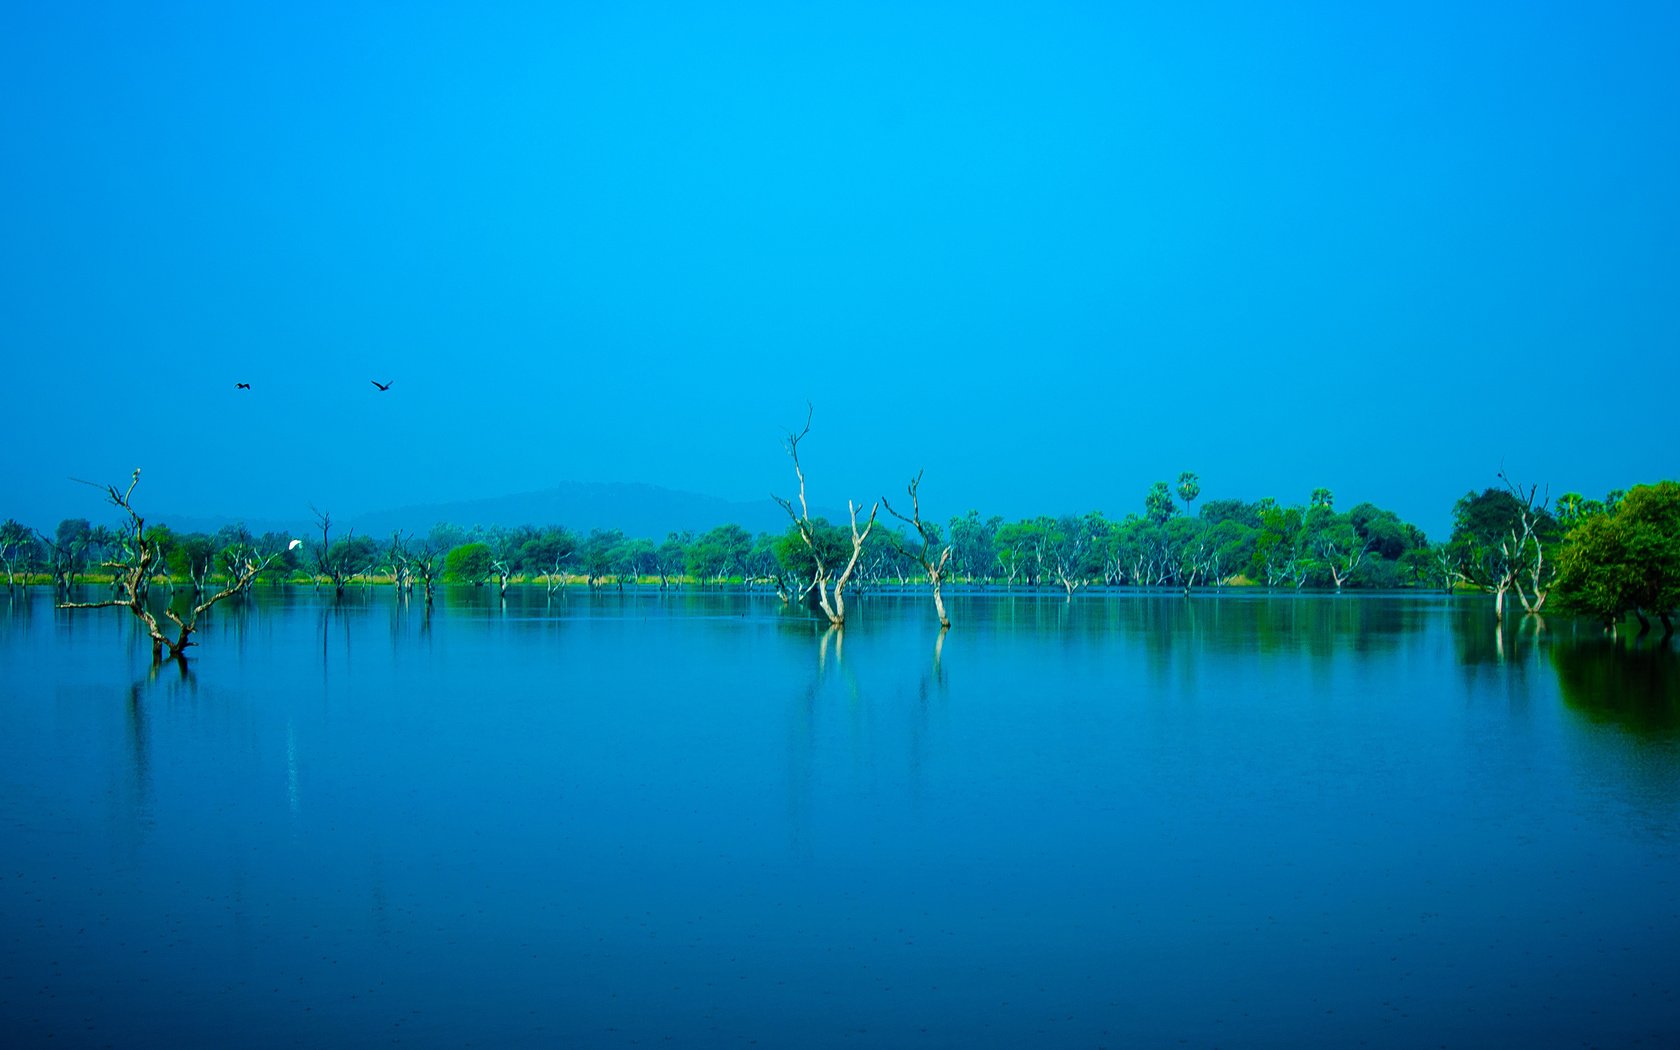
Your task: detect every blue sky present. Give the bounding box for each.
[3,1,1676,539]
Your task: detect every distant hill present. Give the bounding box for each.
[347,481,801,540]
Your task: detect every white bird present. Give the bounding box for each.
[287,539,303,551]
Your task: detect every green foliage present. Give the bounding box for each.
[948,510,1000,581]
[1144,481,1178,524]
[327,535,378,577]
[772,519,848,579]
[0,519,44,581]
[519,526,578,575]
[428,522,470,553]
[579,529,625,584]
[1176,471,1200,508]
[686,523,752,582]
[615,537,657,581]
[995,518,1048,585]
[1200,499,1262,529]
[1208,519,1257,579]
[148,524,180,574]
[1447,488,1558,591]
[1397,545,1439,587]
[1248,502,1304,583]
[1346,502,1425,561]
[56,517,92,551]
[444,542,493,583]
[168,533,218,581]
[1351,557,1405,589]
[1554,481,1680,627]
[1044,513,1103,589]
[256,530,301,573]
[489,524,539,570]
[1557,492,1601,525]
[742,532,782,582]
[657,532,692,581]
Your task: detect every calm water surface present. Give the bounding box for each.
[2,587,1677,1047]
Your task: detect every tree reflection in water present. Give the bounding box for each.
[1551,635,1680,740]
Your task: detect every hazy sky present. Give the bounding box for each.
[4,1,1676,538]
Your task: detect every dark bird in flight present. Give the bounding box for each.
[235,382,251,390]
[371,380,392,391]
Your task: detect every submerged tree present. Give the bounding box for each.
[409,540,442,604]
[381,531,413,596]
[1299,504,1373,591]
[771,405,878,627]
[444,541,493,585]
[1449,478,1558,622]
[60,471,283,664]
[883,470,953,628]
[309,508,374,597]
[1554,480,1680,636]
[652,531,688,591]
[1,519,36,587]
[947,510,1000,584]
[522,526,577,596]
[580,528,625,588]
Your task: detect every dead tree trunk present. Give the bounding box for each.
[545,555,571,597]
[411,549,439,605]
[771,405,879,628]
[59,471,281,664]
[1497,471,1556,619]
[385,531,413,597]
[883,470,954,629]
[311,507,349,598]
[1320,536,1373,592]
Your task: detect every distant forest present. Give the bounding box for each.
[5,471,1675,636]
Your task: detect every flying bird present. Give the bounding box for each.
[371,380,392,391]
[235,382,251,390]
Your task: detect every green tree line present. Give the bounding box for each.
[9,476,1675,635]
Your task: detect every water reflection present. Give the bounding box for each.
[125,680,152,817]
[286,717,301,824]
[1449,606,1557,708]
[1552,636,1680,740]
[8,587,1680,1046]
[121,659,197,832]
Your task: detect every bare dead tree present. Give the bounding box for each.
[0,519,31,588]
[309,506,363,598]
[543,550,572,596]
[1433,544,1463,595]
[1174,534,1208,594]
[34,528,75,596]
[1316,533,1374,591]
[382,531,413,596]
[1046,516,1093,601]
[997,547,1026,589]
[1462,472,1556,622]
[60,471,282,664]
[768,565,819,607]
[220,534,289,594]
[409,542,440,605]
[490,554,515,599]
[770,405,878,627]
[1499,472,1556,617]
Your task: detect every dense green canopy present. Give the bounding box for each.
[1554,481,1680,630]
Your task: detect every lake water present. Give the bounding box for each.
[3,586,1677,1047]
